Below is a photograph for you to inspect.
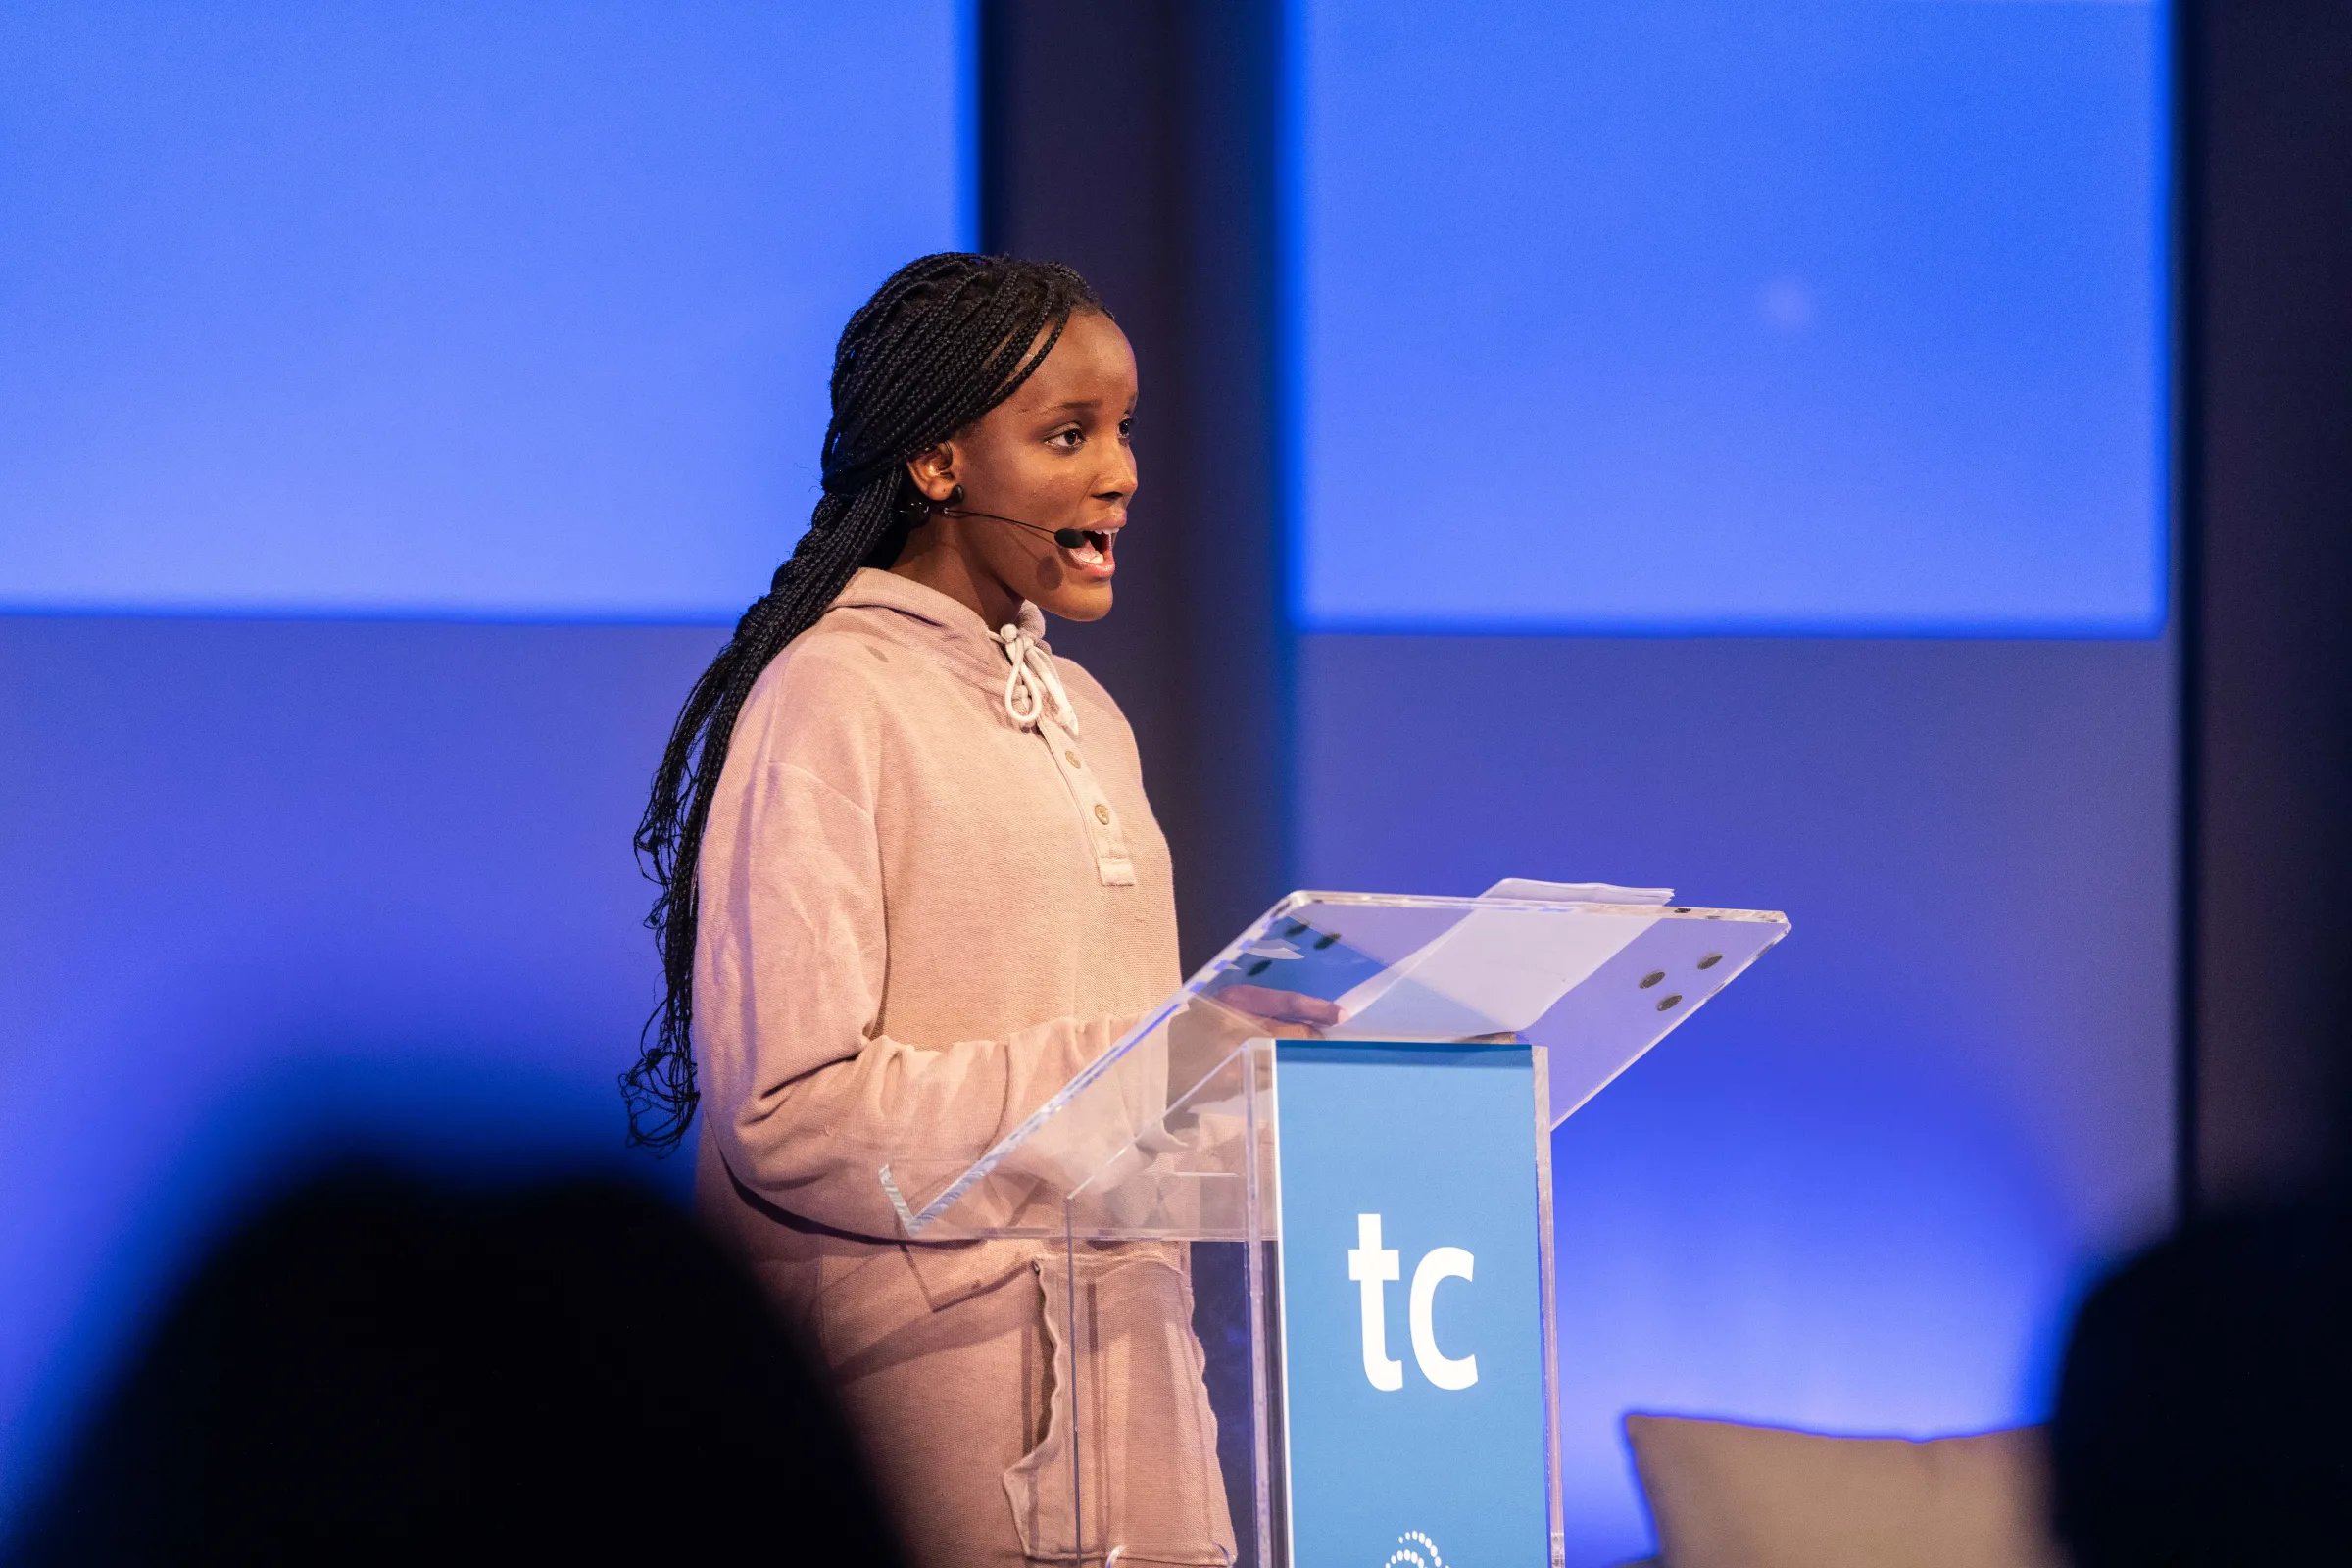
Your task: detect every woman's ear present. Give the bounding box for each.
[906,442,958,502]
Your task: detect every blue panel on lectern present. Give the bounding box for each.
[1276,1042,1550,1566]
[0,1,971,620]
[1295,0,2169,635]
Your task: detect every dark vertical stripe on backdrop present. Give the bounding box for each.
[980,1,1292,973]
[2183,0,2352,1208]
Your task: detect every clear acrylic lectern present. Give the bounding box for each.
[880,889,1788,1568]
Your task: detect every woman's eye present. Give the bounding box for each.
[1118,418,1133,441]
[1047,428,1083,450]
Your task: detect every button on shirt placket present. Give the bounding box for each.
[1042,712,1134,886]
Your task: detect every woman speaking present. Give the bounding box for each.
[622,254,1319,1565]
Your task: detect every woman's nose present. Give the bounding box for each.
[1099,445,1139,499]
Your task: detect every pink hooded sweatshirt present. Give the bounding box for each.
[692,568,1235,1565]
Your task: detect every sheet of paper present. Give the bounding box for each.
[1330,879,1670,1037]
[1480,877,1673,906]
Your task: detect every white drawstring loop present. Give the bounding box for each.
[996,622,1080,736]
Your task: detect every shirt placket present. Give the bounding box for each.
[1036,713,1135,887]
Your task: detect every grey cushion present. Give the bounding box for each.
[1623,1413,2062,1568]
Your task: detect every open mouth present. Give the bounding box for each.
[1064,528,1117,573]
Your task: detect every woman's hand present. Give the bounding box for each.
[1165,986,1344,1101]
[1207,984,1344,1035]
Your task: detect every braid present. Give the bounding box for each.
[623,254,1101,1152]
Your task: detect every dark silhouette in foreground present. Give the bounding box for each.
[7,1166,907,1566]
[2050,1189,2352,1566]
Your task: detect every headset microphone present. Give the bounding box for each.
[927,487,1091,550]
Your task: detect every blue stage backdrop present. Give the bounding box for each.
[2,6,2180,1562]
[1294,0,2169,635]
[1291,2,2176,1560]
[0,0,970,1522]
[0,0,971,619]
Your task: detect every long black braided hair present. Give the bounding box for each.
[623,253,1102,1152]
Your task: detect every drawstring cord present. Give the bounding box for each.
[996,623,1079,736]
